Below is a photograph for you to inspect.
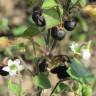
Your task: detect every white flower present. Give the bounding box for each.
[70,42,79,53]
[2,59,24,76]
[81,49,91,60]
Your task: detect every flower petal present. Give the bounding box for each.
[9,69,17,76]
[14,59,20,65]
[81,49,91,60]
[8,59,13,66]
[17,65,24,71]
[2,66,10,72]
[9,71,16,76]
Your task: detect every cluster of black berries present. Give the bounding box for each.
[32,7,78,41]
[51,65,70,80]
[38,59,70,80]
[50,17,78,41]
[31,7,77,80]
[32,7,46,27]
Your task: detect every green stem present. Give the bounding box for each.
[49,39,57,54]
[69,0,80,10]
[65,0,71,11]
[18,73,22,96]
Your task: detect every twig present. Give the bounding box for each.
[50,39,57,53]
[50,80,63,96]
[18,56,34,75]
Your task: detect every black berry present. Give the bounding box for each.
[64,17,78,31]
[38,59,47,72]
[51,27,65,40]
[88,0,96,3]
[32,7,46,27]
[0,66,9,76]
[51,66,70,80]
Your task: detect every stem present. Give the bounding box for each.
[31,39,37,57]
[49,39,57,54]
[18,72,22,96]
[47,29,51,51]
[65,0,71,11]
[18,56,34,75]
[50,80,63,96]
[56,6,63,26]
[69,0,80,10]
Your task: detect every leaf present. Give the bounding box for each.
[33,73,51,89]
[82,85,92,96]
[78,14,88,32]
[8,79,21,96]
[42,0,57,9]
[79,0,87,7]
[34,36,45,46]
[69,59,92,78]
[71,0,78,4]
[22,24,40,37]
[43,8,60,29]
[1,18,9,28]
[5,48,13,57]
[55,83,71,94]
[0,18,9,31]
[12,25,28,36]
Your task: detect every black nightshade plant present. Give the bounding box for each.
[32,7,46,27]
[51,66,70,80]
[0,66,9,76]
[64,17,78,31]
[51,27,65,40]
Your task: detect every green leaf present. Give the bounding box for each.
[1,18,9,28]
[12,25,28,36]
[69,59,92,78]
[78,14,88,32]
[5,48,13,57]
[79,0,87,7]
[67,67,94,84]
[8,79,21,96]
[33,73,51,89]
[43,8,60,29]
[55,83,71,94]
[22,24,40,37]
[82,85,92,96]
[71,0,78,4]
[42,0,57,9]
[34,36,45,46]
[0,18,9,31]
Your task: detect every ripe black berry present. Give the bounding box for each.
[51,27,65,40]
[51,66,70,80]
[32,7,46,27]
[0,66,9,76]
[38,59,47,72]
[64,17,78,31]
